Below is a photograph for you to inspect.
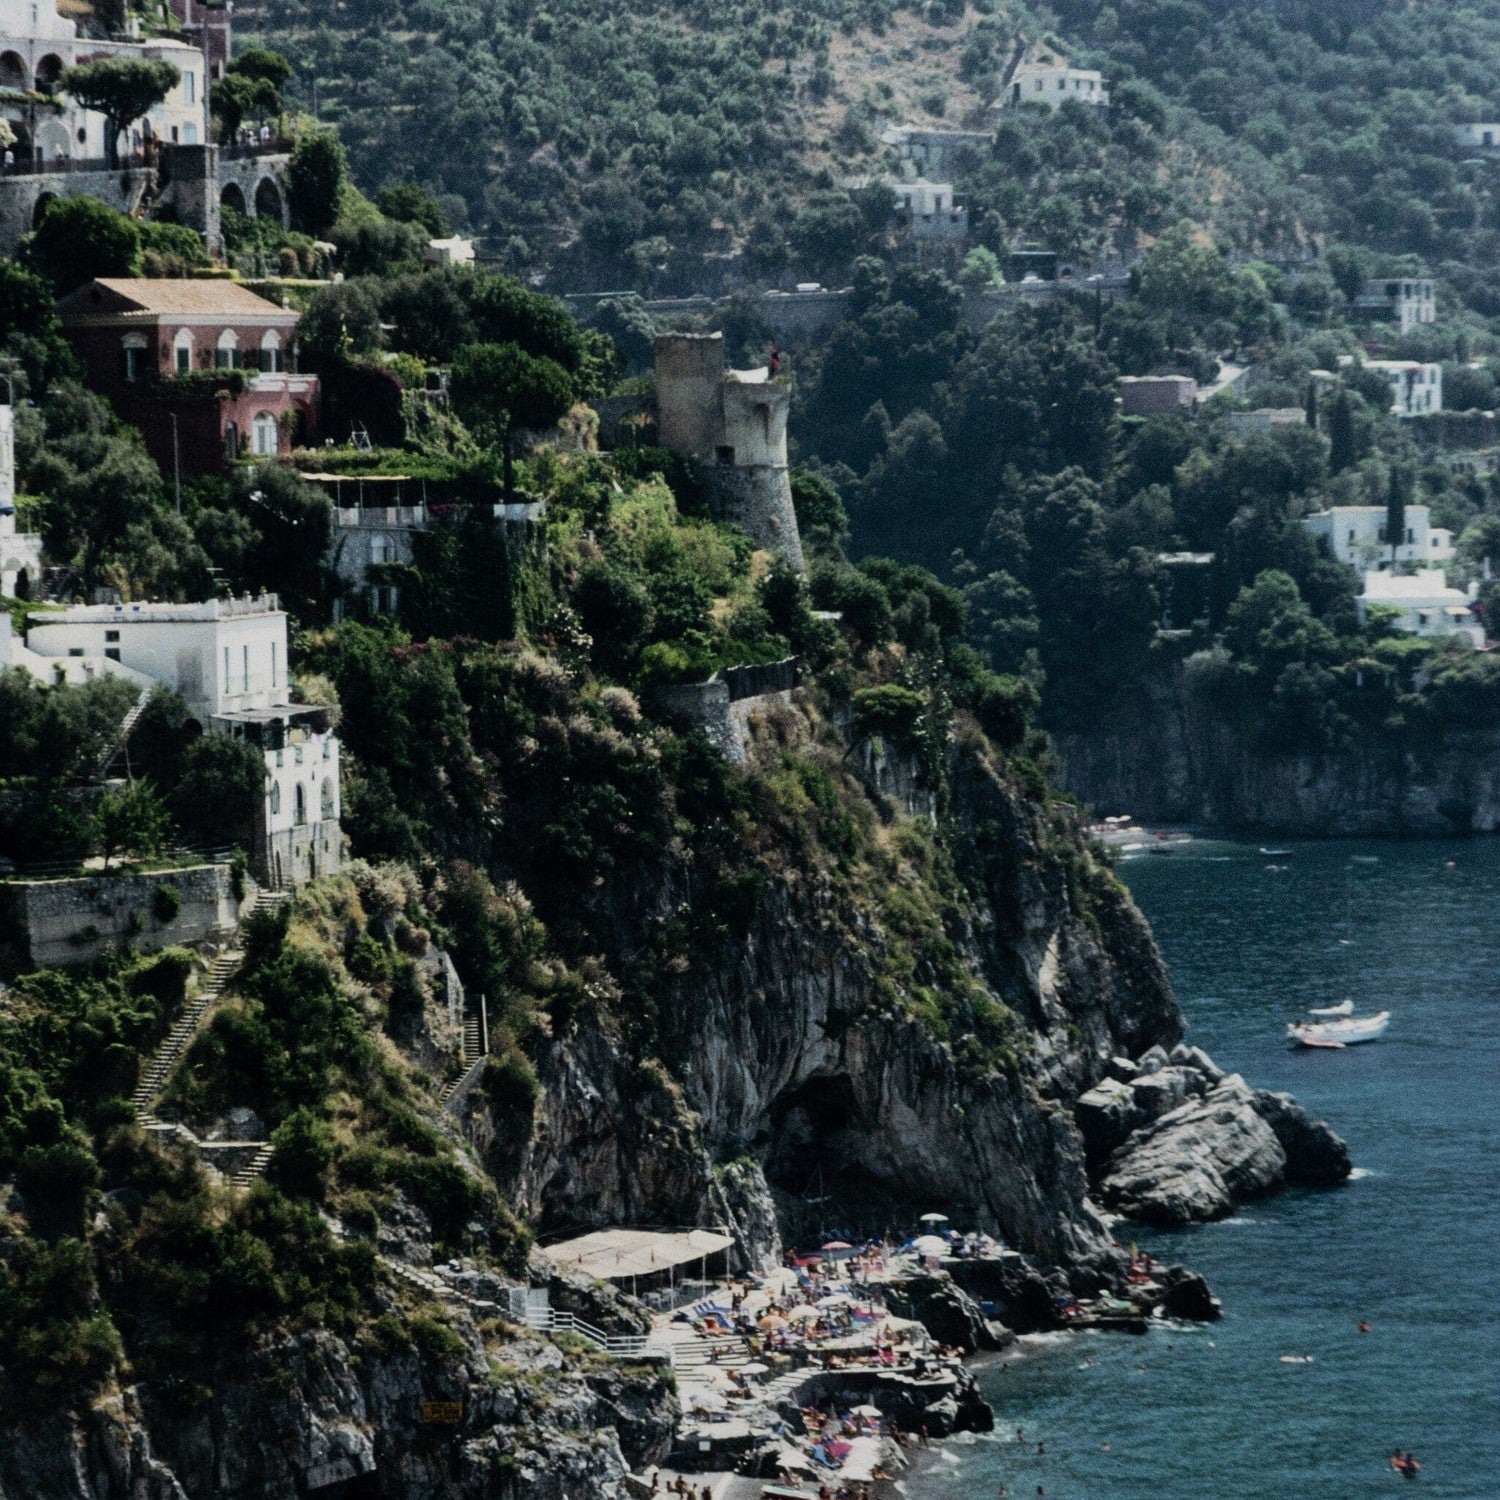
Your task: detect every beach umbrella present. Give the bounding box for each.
[816,1291,855,1307]
[849,1404,882,1418]
[762,1268,800,1292]
[821,1240,853,1251]
[741,1290,772,1314]
[913,1234,948,1257]
[740,1361,770,1376]
[758,1313,788,1330]
[918,1212,949,1224]
[786,1305,822,1322]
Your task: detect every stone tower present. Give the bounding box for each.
[654,333,805,572]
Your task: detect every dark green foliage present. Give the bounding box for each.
[851,683,926,740]
[57,57,178,168]
[375,182,452,237]
[267,1107,335,1200]
[287,129,349,236]
[24,197,141,294]
[152,884,181,924]
[92,781,173,869]
[449,342,575,433]
[168,735,264,848]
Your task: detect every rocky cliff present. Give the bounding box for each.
[495,707,1184,1273]
[1055,666,1500,836]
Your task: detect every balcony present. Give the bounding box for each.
[220,136,294,161]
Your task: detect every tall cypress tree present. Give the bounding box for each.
[1386,465,1410,566]
[1305,380,1319,429]
[1329,388,1356,473]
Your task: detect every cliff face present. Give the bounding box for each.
[1055,667,1500,836]
[502,717,1182,1269]
[0,1319,677,1500]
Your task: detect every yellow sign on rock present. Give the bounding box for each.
[421,1400,464,1424]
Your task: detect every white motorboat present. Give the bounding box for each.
[1287,1009,1390,1048]
[1308,1000,1354,1018]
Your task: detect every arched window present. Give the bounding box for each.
[260,329,282,373]
[270,782,281,816]
[369,531,395,565]
[294,783,306,826]
[320,778,336,820]
[173,328,193,374]
[215,329,239,369]
[251,411,279,456]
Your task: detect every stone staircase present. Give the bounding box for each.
[95,685,154,780]
[228,1143,276,1189]
[438,993,489,1113]
[131,946,243,1122]
[132,889,290,1189]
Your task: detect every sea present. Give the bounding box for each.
[906,838,1500,1500]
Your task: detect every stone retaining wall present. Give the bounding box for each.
[0,861,241,970]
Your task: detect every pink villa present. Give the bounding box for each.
[57,279,318,474]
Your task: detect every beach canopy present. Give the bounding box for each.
[913,1234,949,1256]
[538,1226,734,1281]
[919,1212,949,1223]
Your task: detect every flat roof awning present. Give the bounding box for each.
[539,1228,734,1281]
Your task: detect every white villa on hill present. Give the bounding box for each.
[0,594,342,888]
[1004,63,1109,111]
[1349,359,1443,418]
[1357,569,1484,647]
[1303,505,1455,572]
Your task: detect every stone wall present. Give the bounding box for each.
[650,661,798,764]
[1,861,242,970]
[262,819,342,891]
[709,463,805,571]
[0,166,153,253]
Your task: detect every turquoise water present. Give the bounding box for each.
[909,839,1500,1499]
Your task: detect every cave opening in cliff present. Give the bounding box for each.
[763,1073,895,1232]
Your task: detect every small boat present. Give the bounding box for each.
[1259,847,1292,857]
[1308,1000,1354,1018]
[1288,1010,1390,1047]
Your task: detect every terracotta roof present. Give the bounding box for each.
[58,279,296,321]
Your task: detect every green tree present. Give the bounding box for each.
[211,72,278,145]
[1385,465,1411,567]
[169,735,264,846]
[1328,388,1356,475]
[287,129,348,236]
[449,341,575,432]
[24,197,141,294]
[93,780,174,869]
[374,182,451,237]
[59,58,179,169]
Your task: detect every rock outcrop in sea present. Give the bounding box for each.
[1077,1044,1352,1225]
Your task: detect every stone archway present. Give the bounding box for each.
[0,51,26,91]
[253,175,285,226]
[220,181,247,216]
[31,191,56,229]
[34,54,63,93]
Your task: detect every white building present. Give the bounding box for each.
[9,593,341,888]
[891,178,967,242]
[1351,359,1443,417]
[1455,123,1500,151]
[0,402,42,598]
[1004,64,1109,111]
[0,0,207,163]
[1303,505,1454,572]
[425,236,475,267]
[1353,278,1436,334]
[1357,569,1484,647]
